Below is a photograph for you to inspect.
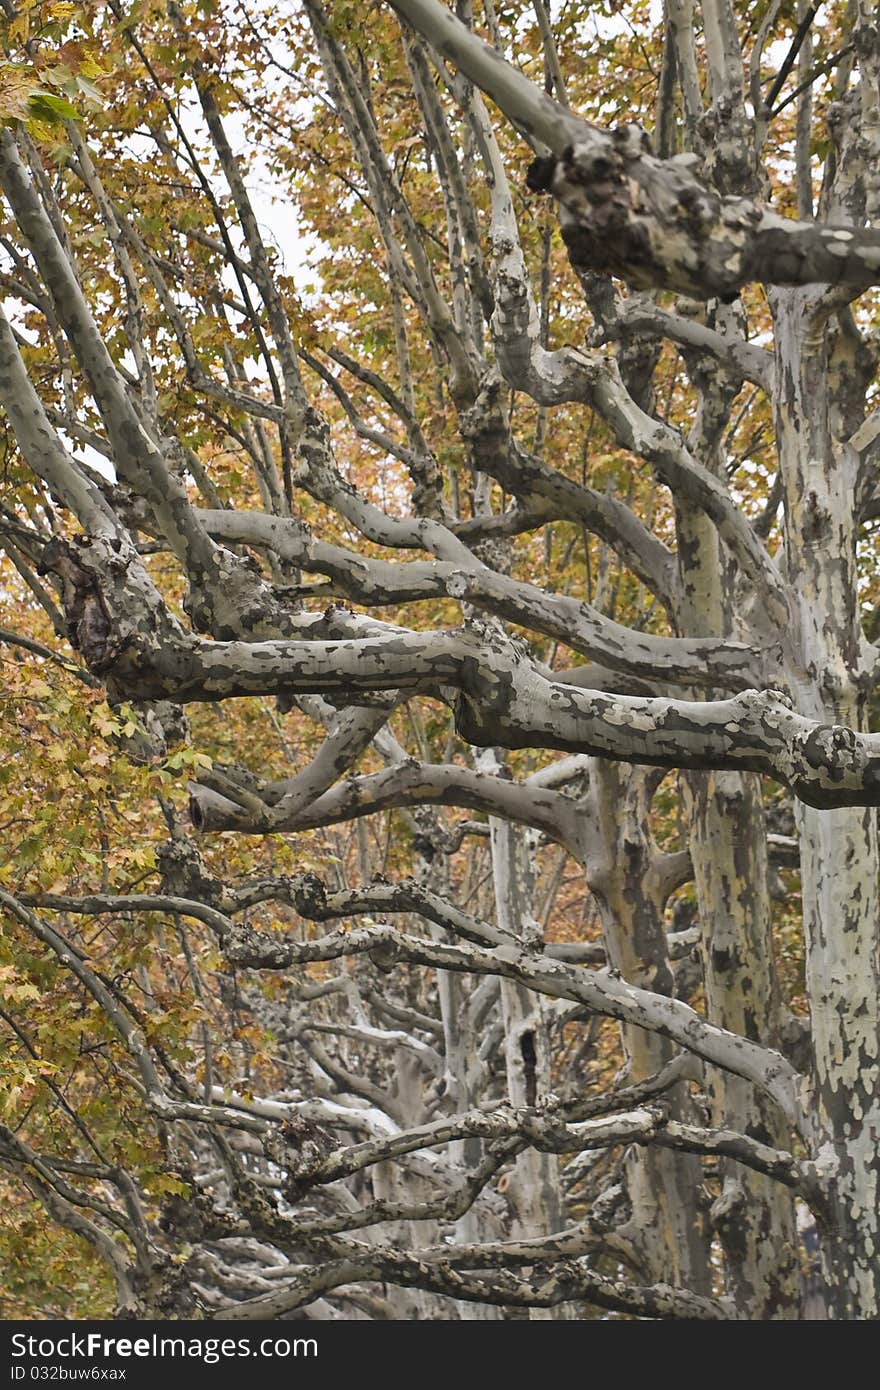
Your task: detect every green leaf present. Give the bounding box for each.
[26,90,79,125]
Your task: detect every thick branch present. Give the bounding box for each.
[391,0,880,298]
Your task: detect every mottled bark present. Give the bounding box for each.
[772,286,880,1319]
[675,310,799,1318]
[484,778,568,1318]
[392,0,880,298]
[684,767,800,1315]
[580,759,711,1292]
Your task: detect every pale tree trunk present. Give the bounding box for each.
[412,814,503,1319]
[772,286,880,1319]
[485,752,568,1319]
[440,960,505,1319]
[488,818,561,1236]
[371,1145,436,1318]
[581,759,711,1293]
[675,332,799,1318]
[684,765,801,1316]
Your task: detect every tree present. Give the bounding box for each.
[1,0,879,1320]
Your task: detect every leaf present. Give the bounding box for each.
[26,90,80,126]
[75,75,103,104]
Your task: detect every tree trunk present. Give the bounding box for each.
[675,337,800,1317]
[772,285,880,1318]
[684,767,800,1316]
[486,753,568,1318]
[416,814,503,1319]
[582,758,712,1292]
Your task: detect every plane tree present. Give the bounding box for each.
[1,0,879,1319]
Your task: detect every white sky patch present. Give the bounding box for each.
[66,433,115,481]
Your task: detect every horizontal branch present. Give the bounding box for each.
[284,1096,809,1198]
[217,902,804,1129]
[217,1245,733,1319]
[36,536,880,809]
[190,759,580,848]
[171,650,880,812]
[197,509,758,689]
